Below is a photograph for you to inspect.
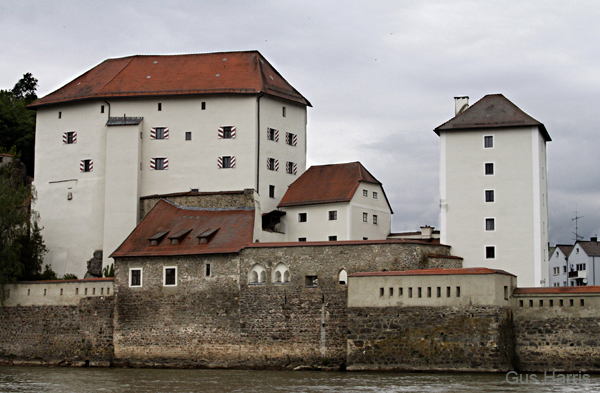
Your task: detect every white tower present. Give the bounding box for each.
[435,94,550,287]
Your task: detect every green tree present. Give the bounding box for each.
[0,73,38,177]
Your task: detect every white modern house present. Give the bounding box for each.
[29,51,311,278]
[273,162,393,242]
[548,244,572,287]
[435,94,551,287]
[566,239,600,286]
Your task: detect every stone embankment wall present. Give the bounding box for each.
[513,293,600,372]
[0,296,114,366]
[346,306,514,372]
[113,241,453,369]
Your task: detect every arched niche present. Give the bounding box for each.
[338,269,348,285]
[249,264,266,284]
[273,262,290,284]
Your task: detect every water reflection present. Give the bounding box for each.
[0,367,599,393]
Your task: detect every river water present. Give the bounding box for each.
[1,367,598,392]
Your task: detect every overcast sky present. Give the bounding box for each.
[1,0,598,245]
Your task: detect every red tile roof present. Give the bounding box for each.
[247,238,445,249]
[349,267,516,277]
[140,190,246,200]
[514,286,600,295]
[434,94,551,141]
[110,199,254,258]
[29,51,311,108]
[277,162,393,213]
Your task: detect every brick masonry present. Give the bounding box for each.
[0,297,114,366]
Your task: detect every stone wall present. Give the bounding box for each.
[140,189,255,219]
[0,297,114,366]
[113,241,453,369]
[346,306,514,372]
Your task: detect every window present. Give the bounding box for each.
[373,215,378,224]
[539,300,543,307]
[269,185,275,198]
[305,275,318,287]
[249,264,266,284]
[363,189,368,197]
[485,190,495,202]
[581,299,585,307]
[298,213,307,222]
[570,299,574,307]
[329,236,337,241]
[267,157,278,171]
[101,105,105,113]
[286,132,297,146]
[399,288,403,297]
[286,161,297,175]
[418,287,422,298]
[437,287,441,298]
[151,157,168,170]
[577,263,586,271]
[154,127,167,139]
[529,300,533,307]
[201,102,206,110]
[220,126,234,139]
[218,156,235,169]
[519,300,523,307]
[427,287,431,297]
[550,299,554,306]
[373,192,378,199]
[447,287,451,297]
[389,288,394,297]
[338,269,347,285]
[64,131,76,144]
[484,135,493,148]
[408,287,413,298]
[379,288,384,297]
[298,237,307,242]
[553,267,560,275]
[363,213,368,222]
[130,268,142,287]
[485,163,494,175]
[559,299,564,306]
[282,106,286,117]
[329,211,337,221]
[273,263,290,283]
[81,159,93,172]
[185,132,192,141]
[504,286,508,300]
[58,111,62,119]
[158,103,162,111]
[486,246,496,259]
[485,218,495,231]
[563,266,567,273]
[163,267,177,286]
[267,128,278,142]
[456,286,461,297]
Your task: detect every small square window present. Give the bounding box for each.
[299,213,307,222]
[363,212,368,222]
[298,237,307,242]
[485,190,495,202]
[485,218,495,231]
[201,102,206,110]
[164,267,177,286]
[305,275,317,287]
[155,127,166,139]
[373,215,378,224]
[154,157,165,170]
[269,185,275,198]
[485,163,494,175]
[329,211,337,221]
[222,156,233,169]
[363,189,368,197]
[373,192,378,199]
[222,126,233,139]
[130,268,142,287]
[185,132,192,141]
[486,246,496,259]
[484,135,493,148]
[329,236,337,241]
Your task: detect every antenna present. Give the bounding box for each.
[572,209,584,241]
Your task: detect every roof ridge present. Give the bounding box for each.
[105,50,261,61]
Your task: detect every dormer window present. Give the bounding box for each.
[148,231,169,246]
[168,228,192,245]
[197,228,219,245]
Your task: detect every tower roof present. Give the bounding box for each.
[29,51,311,108]
[278,162,393,213]
[434,94,550,141]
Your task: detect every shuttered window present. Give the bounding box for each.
[218,156,236,168]
[151,127,169,140]
[151,157,169,170]
[218,126,236,139]
[286,132,297,146]
[80,159,93,172]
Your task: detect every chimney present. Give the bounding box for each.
[591,236,598,242]
[454,96,469,115]
[420,225,434,240]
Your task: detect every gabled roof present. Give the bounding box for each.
[349,267,516,277]
[29,51,311,108]
[434,94,551,141]
[576,241,600,256]
[110,199,254,258]
[555,244,574,256]
[277,162,393,213]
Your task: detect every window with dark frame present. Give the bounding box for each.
[485,190,495,202]
[267,128,276,141]
[329,211,337,221]
[158,103,162,111]
[101,105,105,113]
[486,246,496,259]
[328,236,337,241]
[130,269,142,287]
[286,132,297,146]
[373,192,378,199]
[267,158,276,170]
[305,275,317,287]
[66,132,75,144]
[82,159,92,172]
[201,102,206,110]
[363,189,368,197]
[485,163,494,175]
[373,215,378,224]
[484,135,493,148]
[206,264,211,277]
[282,106,286,117]
[485,218,495,231]
[298,213,307,222]
[286,161,296,174]
[185,132,192,141]
[363,212,368,222]
[298,237,307,242]
[222,126,232,139]
[269,185,275,198]
[155,127,166,139]
[155,157,165,170]
[164,268,176,286]
[222,156,232,168]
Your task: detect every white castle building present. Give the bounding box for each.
[435,95,551,287]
